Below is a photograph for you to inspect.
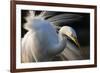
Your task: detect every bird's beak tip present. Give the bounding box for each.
[68,35,80,48]
[73,38,80,48]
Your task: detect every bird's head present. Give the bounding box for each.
[59,26,80,48]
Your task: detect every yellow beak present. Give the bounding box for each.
[69,35,80,48]
[66,32,80,48]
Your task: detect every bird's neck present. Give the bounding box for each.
[52,32,67,55]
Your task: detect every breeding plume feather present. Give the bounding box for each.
[21,11,82,63]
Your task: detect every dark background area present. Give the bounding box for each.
[21,10,90,59]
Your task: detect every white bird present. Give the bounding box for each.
[21,11,82,63]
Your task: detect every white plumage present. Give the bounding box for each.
[21,11,82,63]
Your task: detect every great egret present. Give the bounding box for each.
[21,11,82,63]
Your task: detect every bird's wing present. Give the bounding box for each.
[59,39,82,60]
[60,47,82,60]
[21,31,39,63]
[47,14,82,26]
[40,11,56,19]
